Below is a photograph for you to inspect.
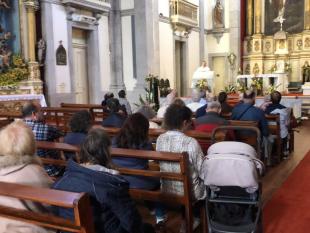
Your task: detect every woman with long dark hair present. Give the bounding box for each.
[112,113,166,223]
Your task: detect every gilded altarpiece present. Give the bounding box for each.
[243,0,310,87]
[0,0,42,95]
[0,0,43,115]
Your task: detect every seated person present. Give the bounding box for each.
[232,90,269,137]
[195,101,229,152]
[265,91,289,155]
[186,89,205,113]
[102,98,126,128]
[53,128,154,233]
[64,110,92,159]
[112,113,165,223]
[137,105,160,129]
[22,102,63,177]
[265,91,286,114]
[156,104,206,200]
[118,89,132,115]
[0,121,53,233]
[112,113,158,189]
[101,92,114,108]
[157,89,177,118]
[218,91,233,115]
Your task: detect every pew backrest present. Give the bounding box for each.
[0,181,94,233]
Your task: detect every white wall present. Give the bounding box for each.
[158,0,169,17]
[159,22,174,88]
[120,0,134,10]
[51,4,71,94]
[98,16,111,91]
[122,16,137,91]
[188,31,200,86]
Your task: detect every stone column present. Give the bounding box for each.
[133,0,156,90]
[305,0,310,30]
[229,0,241,83]
[24,0,41,87]
[246,0,253,36]
[109,0,125,92]
[199,0,205,62]
[254,0,262,34]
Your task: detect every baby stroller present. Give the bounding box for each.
[200,126,265,233]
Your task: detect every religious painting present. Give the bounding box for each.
[0,1,21,54]
[265,0,304,35]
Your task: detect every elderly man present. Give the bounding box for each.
[195,101,228,127]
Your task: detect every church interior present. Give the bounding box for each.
[0,0,309,232]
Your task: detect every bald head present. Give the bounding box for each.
[206,101,221,113]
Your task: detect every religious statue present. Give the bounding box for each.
[37,38,46,66]
[0,0,9,9]
[302,61,310,84]
[213,0,224,29]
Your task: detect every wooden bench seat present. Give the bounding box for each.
[36,141,206,233]
[0,181,94,233]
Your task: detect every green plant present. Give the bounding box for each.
[134,74,160,111]
[264,84,281,95]
[237,79,247,92]
[223,84,236,94]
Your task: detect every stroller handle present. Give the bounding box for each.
[211,125,261,158]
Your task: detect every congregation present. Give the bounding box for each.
[0,87,293,233]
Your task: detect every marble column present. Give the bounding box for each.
[199,0,205,62]
[229,0,241,83]
[109,0,125,92]
[254,0,262,34]
[305,0,310,30]
[133,0,156,90]
[246,0,253,36]
[24,0,41,83]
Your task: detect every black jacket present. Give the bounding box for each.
[53,160,144,233]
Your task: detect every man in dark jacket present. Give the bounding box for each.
[195,101,228,127]
[102,98,126,127]
[265,91,286,114]
[232,90,269,137]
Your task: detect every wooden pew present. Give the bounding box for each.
[60,103,108,124]
[36,141,206,233]
[101,126,217,150]
[265,114,282,163]
[41,107,90,132]
[0,181,94,233]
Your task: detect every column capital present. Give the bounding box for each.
[24,0,39,11]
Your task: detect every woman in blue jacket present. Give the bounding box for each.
[53,128,153,233]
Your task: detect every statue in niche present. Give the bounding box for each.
[302,61,310,84]
[0,0,9,9]
[37,38,46,66]
[213,0,224,29]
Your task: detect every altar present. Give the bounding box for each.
[0,94,46,115]
[236,73,289,93]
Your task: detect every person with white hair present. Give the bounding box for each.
[156,89,177,118]
[186,89,205,113]
[0,121,54,233]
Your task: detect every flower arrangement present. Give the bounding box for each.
[264,84,281,95]
[195,79,210,92]
[251,77,263,95]
[237,79,247,93]
[0,55,29,88]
